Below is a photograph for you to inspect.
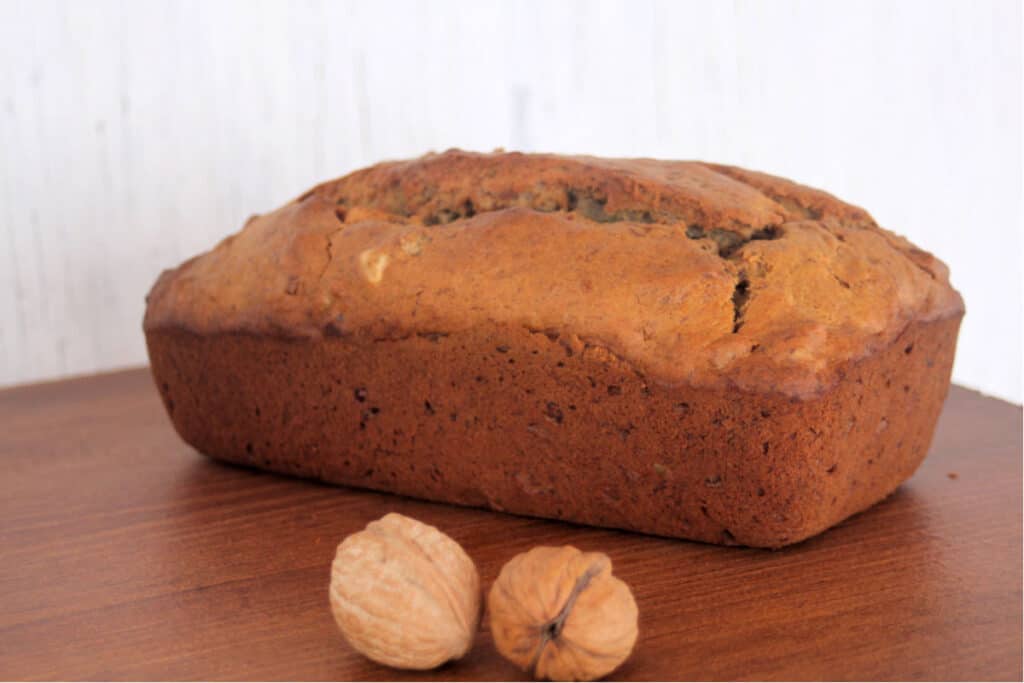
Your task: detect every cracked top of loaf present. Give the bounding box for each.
[144,149,963,398]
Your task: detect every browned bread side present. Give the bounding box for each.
[144,150,964,547]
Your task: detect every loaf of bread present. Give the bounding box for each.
[144,150,963,547]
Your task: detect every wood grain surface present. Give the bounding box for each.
[0,369,1020,681]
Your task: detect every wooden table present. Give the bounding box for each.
[0,369,1020,681]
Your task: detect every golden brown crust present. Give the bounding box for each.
[143,150,965,546]
[144,150,962,398]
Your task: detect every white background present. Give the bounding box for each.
[1,0,1021,402]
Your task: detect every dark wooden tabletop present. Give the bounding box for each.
[0,369,1020,681]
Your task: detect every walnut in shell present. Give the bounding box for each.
[328,512,481,670]
[488,545,639,681]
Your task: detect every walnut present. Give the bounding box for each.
[488,546,639,681]
[358,248,389,284]
[399,230,432,256]
[328,513,481,670]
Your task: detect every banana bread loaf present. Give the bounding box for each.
[144,150,964,547]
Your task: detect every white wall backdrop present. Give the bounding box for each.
[1,0,1021,402]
